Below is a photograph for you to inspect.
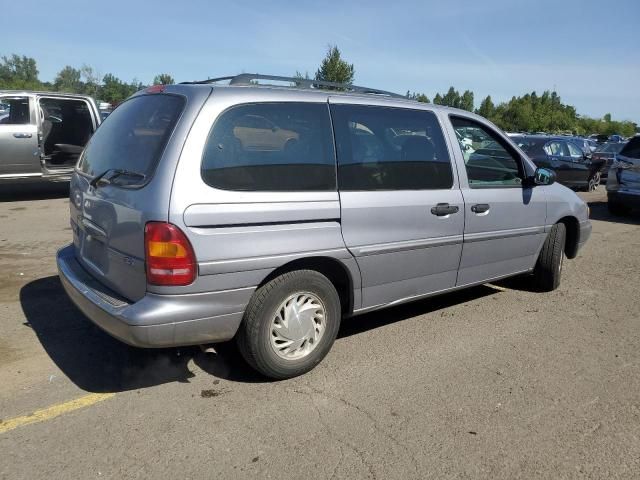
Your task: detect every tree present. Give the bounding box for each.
[476,95,495,119]
[441,87,461,108]
[54,66,82,92]
[315,45,354,88]
[433,93,443,105]
[460,90,474,112]
[0,54,41,89]
[153,73,174,85]
[406,91,430,103]
[81,64,101,98]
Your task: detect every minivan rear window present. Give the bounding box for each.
[78,94,184,179]
[201,103,336,191]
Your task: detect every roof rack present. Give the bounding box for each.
[180,73,404,98]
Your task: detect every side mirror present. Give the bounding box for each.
[533,167,556,186]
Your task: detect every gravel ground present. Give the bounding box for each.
[0,185,638,479]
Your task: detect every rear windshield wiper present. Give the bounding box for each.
[89,168,146,188]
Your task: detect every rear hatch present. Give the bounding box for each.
[69,91,192,302]
[616,137,640,190]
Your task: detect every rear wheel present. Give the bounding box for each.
[588,172,601,191]
[533,223,566,292]
[236,270,341,379]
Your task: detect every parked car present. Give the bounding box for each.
[609,134,625,143]
[0,91,101,183]
[592,141,627,180]
[57,74,591,379]
[606,136,640,215]
[512,135,606,191]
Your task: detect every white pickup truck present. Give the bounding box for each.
[0,91,101,183]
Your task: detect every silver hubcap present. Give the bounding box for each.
[270,292,326,360]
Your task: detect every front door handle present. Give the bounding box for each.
[471,203,490,214]
[430,203,459,216]
[13,133,32,138]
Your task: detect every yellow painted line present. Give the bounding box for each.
[0,393,115,434]
[488,284,508,292]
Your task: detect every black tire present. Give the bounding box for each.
[236,270,341,380]
[608,201,630,216]
[533,223,566,292]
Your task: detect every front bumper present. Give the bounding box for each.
[578,219,592,251]
[57,244,252,348]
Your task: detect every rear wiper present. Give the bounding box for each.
[89,168,146,188]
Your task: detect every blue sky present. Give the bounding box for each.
[3,0,639,122]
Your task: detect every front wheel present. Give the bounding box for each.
[533,223,566,292]
[236,270,341,380]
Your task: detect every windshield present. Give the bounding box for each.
[597,143,625,154]
[78,94,184,179]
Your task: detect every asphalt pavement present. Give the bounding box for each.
[0,185,638,479]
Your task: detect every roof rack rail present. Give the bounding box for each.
[180,73,404,98]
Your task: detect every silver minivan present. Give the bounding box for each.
[57,75,591,379]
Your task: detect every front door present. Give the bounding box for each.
[448,116,547,286]
[0,96,39,176]
[330,100,465,309]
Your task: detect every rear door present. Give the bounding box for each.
[566,140,591,185]
[545,140,575,186]
[330,100,464,309]
[70,90,199,301]
[448,115,547,286]
[0,96,39,176]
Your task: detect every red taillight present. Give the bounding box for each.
[145,85,166,94]
[144,222,196,286]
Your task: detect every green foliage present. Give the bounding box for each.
[476,95,495,118]
[406,91,430,103]
[433,93,443,105]
[100,73,143,105]
[0,54,41,90]
[153,73,174,85]
[315,45,354,87]
[54,66,82,92]
[460,90,474,112]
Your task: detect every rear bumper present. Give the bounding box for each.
[57,244,252,348]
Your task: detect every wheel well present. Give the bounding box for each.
[558,216,579,259]
[258,257,354,315]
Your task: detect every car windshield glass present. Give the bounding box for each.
[78,94,184,180]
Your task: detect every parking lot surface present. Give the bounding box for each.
[0,185,639,479]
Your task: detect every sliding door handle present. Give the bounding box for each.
[430,203,459,216]
[471,203,490,214]
[13,133,33,138]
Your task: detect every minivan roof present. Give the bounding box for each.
[0,90,96,100]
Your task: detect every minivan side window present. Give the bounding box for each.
[567,142,584,160]
[201,103,336,191]
[451,116,523,187]
[330,105,453,190]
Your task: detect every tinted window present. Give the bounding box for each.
[78,94,184,179]
[202,103,335,191]
[331,105,453,190]
[451,116,523,187]
[544,141,566,156]
[567,142,583,159]
[0,97,30,125]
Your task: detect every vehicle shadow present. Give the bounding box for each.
[20,275,267,392]
[21,276,501,389]
[0,183,69,202]
[586,200,640,225]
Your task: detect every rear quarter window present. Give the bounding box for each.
[201,102,336,191]
[78,94,184,178]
